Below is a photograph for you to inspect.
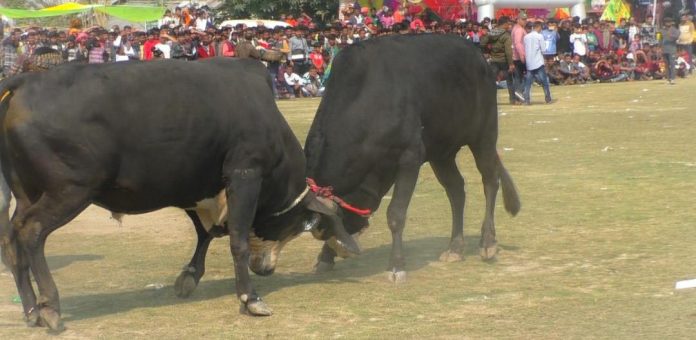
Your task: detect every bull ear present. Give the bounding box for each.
[305,195,360,255]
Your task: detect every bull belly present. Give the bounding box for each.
[93,186,221,215]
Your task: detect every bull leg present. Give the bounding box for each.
[385,147,423,284]
[174,211,216,298]
[16,188,90,331]
[471,145,501,261]
[2,195,42,327]
[224,168,272,316]
[430,157,466,262]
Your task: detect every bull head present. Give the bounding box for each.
[304,194,361,256]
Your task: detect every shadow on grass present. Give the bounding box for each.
[47,254,104,271]
[60,235,518,322]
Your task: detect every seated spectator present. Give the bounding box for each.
[301,66,325,97]
[545,58,565,85]
[283,64,303,98]
[571,54,591,83]
[675,50,691,78]
[559,53,580,84]
[633,50,651,80]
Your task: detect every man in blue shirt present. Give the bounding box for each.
[541,20,560,60]
[523,21,554,105]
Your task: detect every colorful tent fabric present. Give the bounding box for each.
[423,0,462,20]
[553,8,571,20]
[600,0,631,22]
[0,7,88,18]
[0,5,166,22]
[41,3,93,11]
[98,6,167,22]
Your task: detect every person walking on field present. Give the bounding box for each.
[523,21,554,105]
[660,17,681,85]
[480,16,517,105]
[511,12,528,102]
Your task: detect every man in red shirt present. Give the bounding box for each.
[142,28,160,61]
[308,42,325,74]
[196,32,216,59]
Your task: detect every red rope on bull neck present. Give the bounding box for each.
[306,178,372,217]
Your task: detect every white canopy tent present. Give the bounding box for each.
[475,0,587,20]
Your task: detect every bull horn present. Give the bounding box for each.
[327,215,360,255]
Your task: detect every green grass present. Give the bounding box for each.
[1,78,696,338]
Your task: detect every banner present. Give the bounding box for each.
[96,6,166,22]
[0,5,166,22]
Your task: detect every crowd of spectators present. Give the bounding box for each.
[1,3,694,100]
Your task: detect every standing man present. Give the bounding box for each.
[677,14,694,65]
[480,16,517,105]
[557,19,572,55]
[511,12,528,102]
[289,27,311,75]
[660,17,680,85]
[541,19,560,61]
[523,21,553,105]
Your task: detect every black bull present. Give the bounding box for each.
[0,58,359,330]
[305,34,521,281]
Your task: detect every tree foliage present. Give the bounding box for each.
[218,0,339,23]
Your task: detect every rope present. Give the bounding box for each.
[306,178,372,217]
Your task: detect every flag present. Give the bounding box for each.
[600,0,631,22]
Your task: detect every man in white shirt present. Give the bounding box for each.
[154,33,172,59]
[523,21,554,105]
[283,65,303,98]
[569,25,588,60]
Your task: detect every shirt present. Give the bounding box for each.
[569,33,587,56]
[511,24,526,61]
[541,29,559,55]
[154,43,171,59]
[523,30,545,71]
[284,72,302,86]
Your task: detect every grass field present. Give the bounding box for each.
[1,77,695,339]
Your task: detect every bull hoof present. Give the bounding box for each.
[24,308,41,327]
[387,269,407,284]
[240,300,273,317]
[479,245,498,261]
[174,271,198,298]
[439,250,463,262]
[314,261,335,274]
[39,307,64,332]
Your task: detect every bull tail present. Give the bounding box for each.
[497,155,520,216]
[0,77,23,245]
[0,75,24,219]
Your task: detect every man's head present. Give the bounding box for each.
[497,16,511,30]
[243,29,254,41]
[664,17,675,28]
[308,65,318,76]
[517,12,528,26]
[533,21,543,33]
[285,64,294,74]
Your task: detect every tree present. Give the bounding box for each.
[218,0,339,24]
